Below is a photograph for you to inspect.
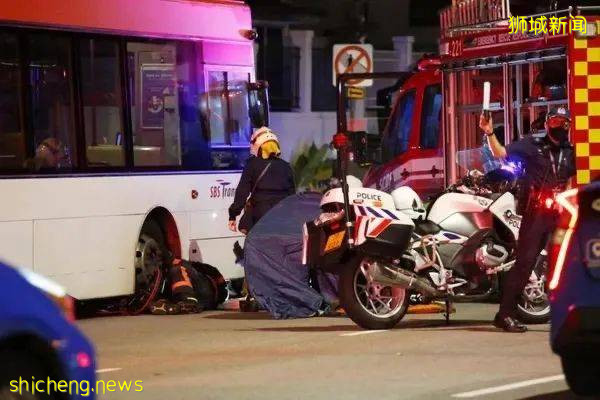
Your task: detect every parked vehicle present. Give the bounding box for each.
[327,1,600,332]
[336,3,600,197]
[549,184,600,396]
[0,0,268,309]
[303,148,549,330]
[0,262,96,400]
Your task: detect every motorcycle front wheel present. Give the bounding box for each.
[339,256,409,330]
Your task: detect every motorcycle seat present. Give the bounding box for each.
[414,220,441,236]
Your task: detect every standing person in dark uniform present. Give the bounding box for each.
[480,107,575,332]
[228,127,295,234]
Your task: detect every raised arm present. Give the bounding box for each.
[479,113,507,159]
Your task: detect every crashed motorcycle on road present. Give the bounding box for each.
[303,148,549,330]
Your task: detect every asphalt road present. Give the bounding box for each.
[77,303,587,400]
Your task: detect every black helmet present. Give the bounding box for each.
[546,107,571,122]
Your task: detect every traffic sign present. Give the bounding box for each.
[332,44,373,87]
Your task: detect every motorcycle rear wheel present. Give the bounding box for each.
[340,256,409,330]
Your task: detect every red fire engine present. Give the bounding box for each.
[343,1,600,196]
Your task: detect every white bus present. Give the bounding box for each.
[0,0,267,305]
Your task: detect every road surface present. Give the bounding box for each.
[77,303,584,400]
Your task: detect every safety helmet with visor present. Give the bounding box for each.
[391,186,425,220]
[250,127,280,158]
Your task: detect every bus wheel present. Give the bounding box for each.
[127,220,167,315]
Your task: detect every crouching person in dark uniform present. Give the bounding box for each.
[480,107,575,332]
[151,258,228,315]
[228,127,295,234]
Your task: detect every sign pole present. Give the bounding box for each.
[333,75,354,248]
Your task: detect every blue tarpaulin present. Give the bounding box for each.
[243,193,338,319]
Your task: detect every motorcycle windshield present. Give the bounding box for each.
[456,146,524,178]
[456,147,487,173]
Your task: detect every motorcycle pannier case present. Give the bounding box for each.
[355,214,413,259]
[303,207,415,269]
[303,215,349,271]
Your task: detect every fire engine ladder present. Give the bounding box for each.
[440,0,576,39]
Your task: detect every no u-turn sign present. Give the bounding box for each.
[332,44,374,87]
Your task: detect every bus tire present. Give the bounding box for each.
[128,220,168,315]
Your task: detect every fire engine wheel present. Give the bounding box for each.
[339,256,408,330]
[128,220,167,315]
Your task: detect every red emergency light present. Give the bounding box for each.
[332,132,349,150]
[548,189,579,291]
[417,56,441,71]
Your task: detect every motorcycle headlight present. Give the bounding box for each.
[17,268,75,321]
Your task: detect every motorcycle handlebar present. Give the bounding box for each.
[432,169,519,200]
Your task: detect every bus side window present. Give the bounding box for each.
[79,38,125,167]
[0,33,25,171]
[28,34,77,171]
[383,90,416,161]
[420,84,442,149]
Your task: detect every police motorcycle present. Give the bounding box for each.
[303,144,549,330]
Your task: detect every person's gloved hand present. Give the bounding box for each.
[227,220,237,232]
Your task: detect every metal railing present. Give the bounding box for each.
[439,0,597,38]
[440,0,510,38]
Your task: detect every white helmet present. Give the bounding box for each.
[391,186,425,220]
[250,127,279,157]
[346,175,363,188]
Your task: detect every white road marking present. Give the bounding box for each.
[340,330,389,337]
[96,368,122,374]
[451,375,565,398]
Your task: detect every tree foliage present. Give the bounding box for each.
[291,143,333,192]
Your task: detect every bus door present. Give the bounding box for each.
[127,42,181,166]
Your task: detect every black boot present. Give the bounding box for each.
[239,295,260,312]
[178,297,202,314]
[150,299,181,315]
[493,313,528,333]
[233,241,244,263]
